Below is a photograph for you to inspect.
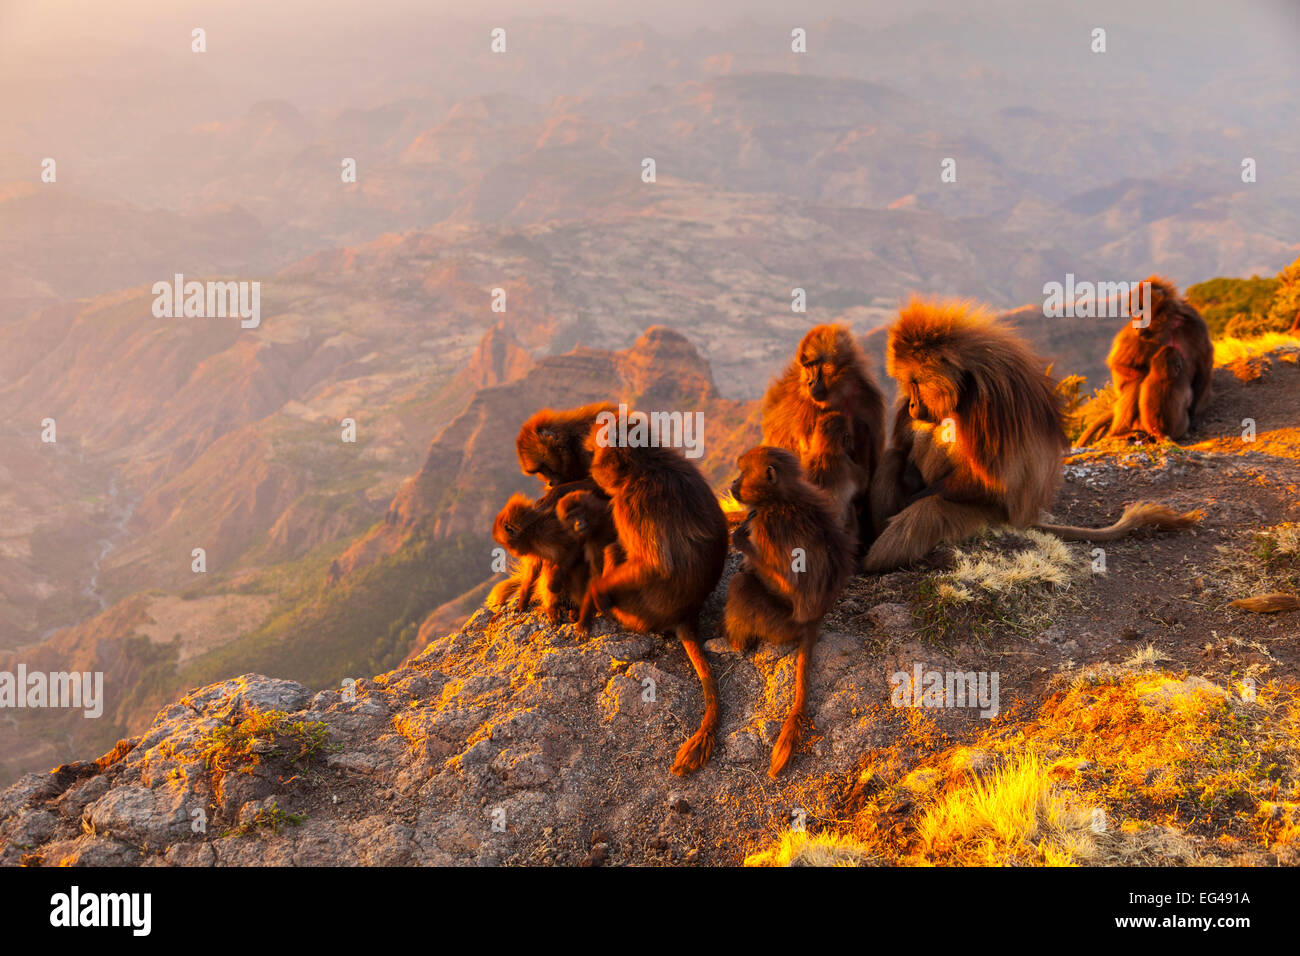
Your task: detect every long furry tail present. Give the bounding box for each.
[1035,502,1201,542]
[1231,593,1300,613]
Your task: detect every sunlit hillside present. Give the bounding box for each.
[2,328,1297,864]
[2,3,1299,875]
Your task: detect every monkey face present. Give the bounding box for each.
[905,375,953,425]
[906,380,929,421]
[492,494,536,553]
[518,431,568,486]
[799,344,844,406]
[797,326,853,407]
[801,355,833,403]
[517,403,616,487]
[524,460,561,486]
[733,445,799,503]
[557,491,598,536]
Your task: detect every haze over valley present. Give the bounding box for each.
[2,0,1297,782]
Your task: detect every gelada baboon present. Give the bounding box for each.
[865,298,1199,571]
[1079,277,1212,443]
[761,324,885,543]
[555,490,621,583]
[487,479,603,618]
[515,401,618,488]
[725,446,854,777]
[1139,345,1194,442]
[490,493,585,622]
[580,437,729,775]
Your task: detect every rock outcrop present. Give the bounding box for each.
[4,346,1299,866]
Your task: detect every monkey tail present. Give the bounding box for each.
[1034,502,1201,543]
[1230,593,1300,613]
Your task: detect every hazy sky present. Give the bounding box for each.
[5,0,1297,118]
[3,0,1298,50]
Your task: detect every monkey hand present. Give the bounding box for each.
[730,515,754,551]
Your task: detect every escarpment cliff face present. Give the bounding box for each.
[4,346,1298,867]
[0,324,758,787]
[327,324,757,583]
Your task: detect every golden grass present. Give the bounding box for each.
[1257,802,1300,845]
[935,581,974,604]
[197,710,332,789]
[1213,332,1300,366]
[1257,522,1300,558]
[716,491,749,522]
[914,752,1100,865]
[748,668,1300,866]
[744,830,872,867]
[1120,643,1173,671]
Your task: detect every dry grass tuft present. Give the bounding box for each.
[914,752,1101,865]
[743,830,873,867]
[914,530,1078,639]
[946,530,1075,593]
[1121,643,1173,671]
[748,668,1300,866]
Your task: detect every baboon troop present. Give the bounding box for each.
[490,284,1206,777]
[864,297,1198,571]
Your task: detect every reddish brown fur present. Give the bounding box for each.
[1138,345,1193,440]
[555,489,622,585]
[487,556,543,612]
[1079,277,1212,444]
[488,554,548,613]
[491,492,586,622]
[515,402,618,488]
[725,446,855,777]
[761,324,885,545]
[865,299,1199,570]
[580,436,729,775]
